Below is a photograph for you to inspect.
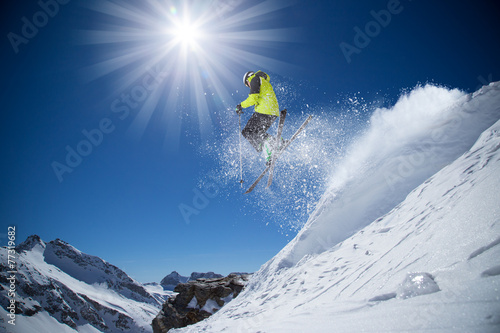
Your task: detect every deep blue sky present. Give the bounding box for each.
[1,0,499,283]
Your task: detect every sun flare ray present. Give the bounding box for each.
[78,0,300,149]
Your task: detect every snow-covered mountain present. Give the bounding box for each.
[171,82,500,332]
[0,236,169,333]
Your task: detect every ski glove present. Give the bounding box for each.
[235,104,243,115]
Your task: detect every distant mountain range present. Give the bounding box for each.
[0,235,230,332]
[160,271,223,290]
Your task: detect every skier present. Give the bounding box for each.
[236,70,281,164]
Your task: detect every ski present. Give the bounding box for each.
[244,114,313,194]
[267,109,287,188]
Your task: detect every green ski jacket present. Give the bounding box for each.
[240,71,280,116]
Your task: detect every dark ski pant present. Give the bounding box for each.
[242,112,277,153]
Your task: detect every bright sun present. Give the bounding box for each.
[173,22,200,46]
[80,1,297,150]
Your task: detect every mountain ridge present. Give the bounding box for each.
[1,235,167,333]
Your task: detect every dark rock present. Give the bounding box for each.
[152,273,251,333]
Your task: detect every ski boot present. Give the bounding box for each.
[262,137,274,165]
[262,137,288,165]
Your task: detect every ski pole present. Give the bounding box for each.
[238,113,244,187]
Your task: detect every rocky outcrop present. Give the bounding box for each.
[152,273,251,333]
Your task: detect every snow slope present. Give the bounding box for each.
[173,82,500,332]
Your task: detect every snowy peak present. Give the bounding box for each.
[43,238,102,281]
[43,238,153,301]
[16,234,46,253]
[0,235,165,332]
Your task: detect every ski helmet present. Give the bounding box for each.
[243,71,254,87]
